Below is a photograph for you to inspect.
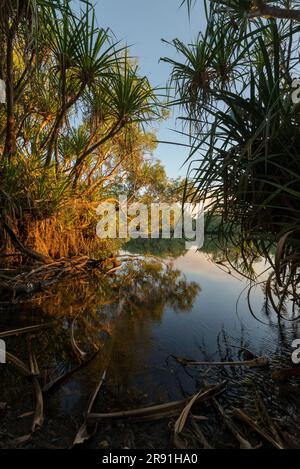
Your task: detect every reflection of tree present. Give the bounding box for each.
[124,237,187,259]
[0,258,200,404]
[202,237,299,321]
[99,260,200,393]
[202,237,263,280]
[123,260,200,313]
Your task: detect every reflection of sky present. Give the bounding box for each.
[102,250,298,401]
[158,251,277,354]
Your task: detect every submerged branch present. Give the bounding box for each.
[174,356,269,368]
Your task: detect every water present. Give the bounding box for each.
[96,250,298,401]
[0,247,299,448]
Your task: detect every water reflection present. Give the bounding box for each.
[0,244,299,447]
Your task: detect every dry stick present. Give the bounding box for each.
[174,382,226,434]
[72,369,107,447]
[189,418,212,449]
[43,349,100,393]
[4,270,66,295]
[212,398,253,449]
[70,314,87,362]
[28,337,44,433]
[6,351,34,377]
[175,356,269,368]
[271,367,300,381]
[0,322,56,339]
[232,408,284,450]
[0,254,115,298]
[255,391,285,448]
[174,382,226,449]
[105,266,122,275]
[88,381,227,424]
[87,402,194,423]
[18,411,35,419]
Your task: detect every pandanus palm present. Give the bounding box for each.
[0,0,65,162]
[165,1,300,308]
[41,2,123,168]
[69,53,161,187]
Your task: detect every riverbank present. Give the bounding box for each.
[0,251,299,449]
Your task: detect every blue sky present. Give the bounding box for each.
[95,0,206,178]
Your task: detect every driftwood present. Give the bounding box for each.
[18,411,34,419]
[232,408,284,449]
[72,369,107,447]
[28,337,44,432]
[0,322,56,339]
[87,404,196,423]
[174,382,226,434]
[6,351,34,377]
[8,434,32,446]
[175,356,269,368]
[189,418,212,449]
[173,383,223,450]
[212,398,253,449]
[0,402,7,416]
[88,381,227,424]
[43,349,100,393]
[271,367,300,382]
[70,314,87,361]
[0,255,122,296]
[255,391,285,448]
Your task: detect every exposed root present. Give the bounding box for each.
[0,255,122,297]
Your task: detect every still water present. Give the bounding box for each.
[101,250,298,401]
[0,247,299,447]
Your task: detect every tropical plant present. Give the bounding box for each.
[0,0,163,261]
[163,0,300,316]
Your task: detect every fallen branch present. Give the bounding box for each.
[1,219,51,264]
[174,382,226,434]
[255,391,284,448]
[88,381,227,424]
[0,322,56,339]
[72,368,107,447]
[271,367,300,382]
[190,418,212,449]
[175,356,269,368]
[43,349,100,393]
[232,408,284,449]
[212,398,253,449]
[0,255,123,297]
[28,337,44,432]
[6,351,34,377]
[70,314,87,362]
